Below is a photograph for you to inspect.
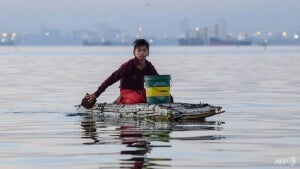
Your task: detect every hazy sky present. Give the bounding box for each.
[1,0,299,35]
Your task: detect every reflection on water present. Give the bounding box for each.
[78,112,225,168]
[1,46,300,168]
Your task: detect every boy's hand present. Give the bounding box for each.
[81,93,97,109]
[87,93,96,103]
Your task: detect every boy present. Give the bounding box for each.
[87,39,158,104]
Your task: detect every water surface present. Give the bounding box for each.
[0,46,299,168]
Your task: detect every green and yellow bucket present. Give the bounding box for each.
[144,75,171,104]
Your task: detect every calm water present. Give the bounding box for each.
[0,46,299,168]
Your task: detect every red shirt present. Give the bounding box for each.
[94,57,158,97]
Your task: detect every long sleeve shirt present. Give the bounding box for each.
[93,57,158,97]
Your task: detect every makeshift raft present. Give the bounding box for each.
[77,102,224,121]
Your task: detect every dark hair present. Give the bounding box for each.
[132,39,149,51]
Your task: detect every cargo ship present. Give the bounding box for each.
[178,37,204,46]
[209,37,252,46]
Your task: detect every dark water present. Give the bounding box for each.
[0,46,299,168]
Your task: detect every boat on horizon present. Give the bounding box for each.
[82,40,112,46]
[209,37,252,46]
[178,37,204,46]
[82,39,132,46]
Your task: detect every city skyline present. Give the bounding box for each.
[1,0,300,36]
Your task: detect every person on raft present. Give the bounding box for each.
[87,38,173,104]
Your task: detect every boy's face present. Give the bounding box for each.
[134,45,149,61]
